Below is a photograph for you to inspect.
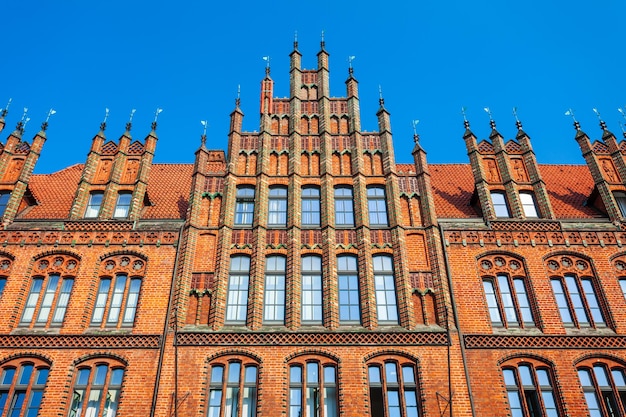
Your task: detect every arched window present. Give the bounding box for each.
[577,358,626,416]
[479,255,534,328]
[85,191,104,218]
[546,255,605,328]
[67,359,125,417]
[226,256,250,324]
[0,358,50,417]
[289,358,337,417]
[373,255,398,324]
[491,191,510,218]
[302,256,323,324]
[91,255,145,328]
[264,256,286,324]
[367,186,388,227]
[21,254,79,328]
[334,187,354,227]
[0,255,13,300]
[113,192,132,218]
[368,357,419,417]
[337,255,360,323]
[234,186,255,226]
[501,358,560,417]
[268,186,288,227]
[302,186,321,227]
[207,357,258,417]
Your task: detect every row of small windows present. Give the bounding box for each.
[235,186,388,227]
[0,274,141,329]
[0,359,123,417]
[226,254,398,325]
[85,192,132,219]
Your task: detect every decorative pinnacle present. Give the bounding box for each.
[592,108,607,130]
[1,98,12,118]
[42,108,56,131]
[512,107,522,130]
[461,107,470,129]
[126,108,136,131]
[564,109,579,130]
[412,120,420,143]
[484,107,496,129]
[200,120,208,145]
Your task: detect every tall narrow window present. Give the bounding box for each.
[264,256,286,324]
[302,187,321,227]
[615,192,626,217]
[302,256,323,324]
[226,256,250,324]
[0,277,5,299]
[21,275,74,327]
[113,192,132,218]
[503,363,560,417]
[338,255,360,323]
[520,192,539,218]
[91,255,145,328]
[368,187,389,226]
[491,191,510,218]
[0,192,10,217]
[67,361,124,417]
[289,362,337,417]
[85,192,104,218]
[207,361,258,417]
[547,255,605,328]
[234,186,255,226]
[578,361,626,417]
[335,187,354,227]
[368,361,419,417]
[0,360,49,417]
[268,186,288,226]
[483,275,533,327]
[373,255,398,324]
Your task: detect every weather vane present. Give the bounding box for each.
[44,108,56,123]
[564,108,577,123]
[154,107,163,123]
[348,56,355,69]
[483,107,493,121]
[461,107,469,128]
[103,108,110,124]
[619,108,626,135]
[592,108,602,121]
[412,120,420,142]
[200,120,209,137]
[129,109,136,123]
[262,56,270,69]
[512,107,522,129]
[1,98,11,117]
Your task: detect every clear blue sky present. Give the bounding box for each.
[4,0,626,174]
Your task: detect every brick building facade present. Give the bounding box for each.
[0,41,625,417]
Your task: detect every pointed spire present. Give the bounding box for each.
[592,107,608,132]
[618,108,626,139]
[347,56,356,78]
[100,107,110,133]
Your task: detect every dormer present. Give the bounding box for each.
[463,118,555,222]
[69,121,157,221]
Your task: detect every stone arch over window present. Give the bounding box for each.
[500,356,562,417]
[287,352,339,417]
[67,356,126,417]
[0,253,14,300]
[544,253,609,329]
[91,254,146,328]
[339,116,349,134]
[330,116,339,134]
[310,116,319,134]
[611,254,626,302]
[575,355,626,416]
[280,116,289,134]
[20,253,81,328]
[205,353,260,417]
[478,253,536,328]
[366,352,421,417]
[0,356,51,416]
[301,117,310,134]
[271,116,280,134]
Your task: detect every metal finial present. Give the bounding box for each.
[618,109,626,136]
[126,108,136,131]
[484,107,495,129]
[42,108,56,131]
[294,31,298,49]
[378,85,384,106]
[236,85,241,107]
[1,98,11,118]
[200,120,208,145]
[412,120,420,143]
[321,30,325,47]
[564,108,579,130]
[348,55,356,70]
[153,107,163,123]
[512,107,522,130]
[100,108,109,131]
[593,108,607,130]
[461,106,470,128]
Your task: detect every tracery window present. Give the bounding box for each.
[501,358,560,417]
[577,358,626,417]
[546,255,605,328]
[368,356,419,417]
[20,254,79,328]
[0,358,50,417]
[479,254,534,328]
[67,358,125,417]
[91,254,145,328]
[207,357,258,417]
[289,357,337,417]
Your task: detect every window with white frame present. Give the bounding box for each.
[85,191,104,218]
[338,255,360,323]
[234,186,255,226]
[520,192,539,218]
[615,191,626,217]
[0,359,50,417]
[21,275,74,327]
[491,191,510,218]
[483,275,534,327]
[264,256,286,324]
[226,256,250,324]
[373,255,398,324]
[113,192,132,218]
[92,275,141,327]
[268,186,288,227]
[368,186,389,226]
[302,255,323,324]
[335,187,354,227]
[302,186,321,227]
